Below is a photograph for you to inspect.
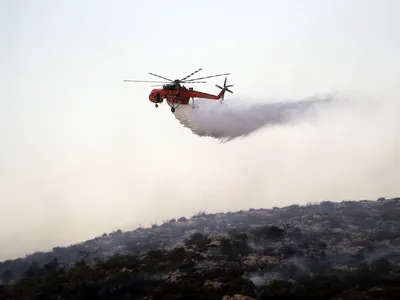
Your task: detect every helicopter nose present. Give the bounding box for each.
[149,92,155,102]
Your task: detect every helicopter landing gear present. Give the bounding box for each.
[155,104,158,108]
[171,107,175,113]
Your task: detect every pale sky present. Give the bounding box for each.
[1,0,399,260]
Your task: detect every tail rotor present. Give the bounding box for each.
[216,77,234,103]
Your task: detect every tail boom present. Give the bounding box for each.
[184,77,233,102]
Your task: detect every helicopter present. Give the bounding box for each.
[123,68,234,112]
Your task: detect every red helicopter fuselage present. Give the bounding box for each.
[149,86,225,105]
[148,84,229,112]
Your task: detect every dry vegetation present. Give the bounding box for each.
[1,197,400,299]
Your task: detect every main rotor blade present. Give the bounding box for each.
[123,80,171,83]
[148,72,173,81]
[180,68,202,81]
[151,81,206,87]
[183,72,230,82]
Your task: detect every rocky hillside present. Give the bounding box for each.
[1,197,400,299]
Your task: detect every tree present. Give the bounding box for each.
[23,262,42,279]
[1,269,13,285]
[219,237,234,257]
[184,232,210,249]
[370,258,391,275]
[43,257,59,273]
[253,225,285,241]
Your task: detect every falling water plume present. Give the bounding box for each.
[172,93,339,142]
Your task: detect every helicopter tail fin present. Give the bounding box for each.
[216,77,233,103]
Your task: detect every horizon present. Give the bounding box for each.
[2,196,398,263]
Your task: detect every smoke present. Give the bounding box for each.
[0,88,399,261]
[172,93,339,142]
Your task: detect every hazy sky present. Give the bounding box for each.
[1,0,399,260]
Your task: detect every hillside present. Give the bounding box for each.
[1,197,400,299]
